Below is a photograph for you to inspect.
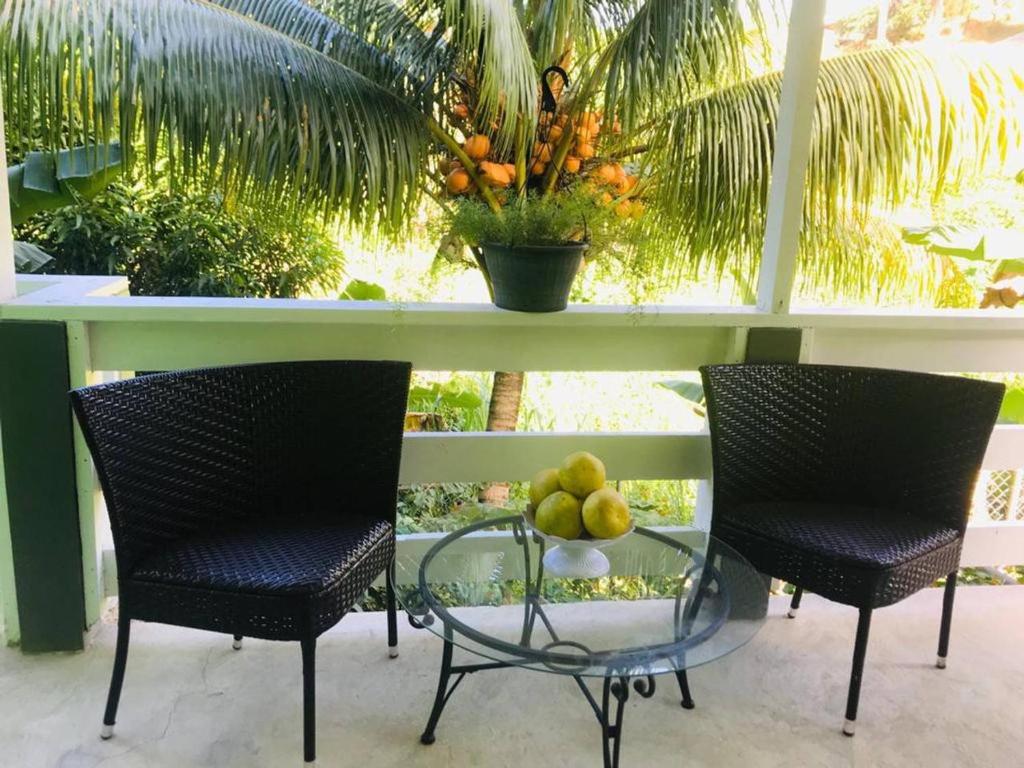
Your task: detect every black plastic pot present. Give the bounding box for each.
[478,242,588,313]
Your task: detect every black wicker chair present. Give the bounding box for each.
[700,363,1003,736]
[71,360,412,763]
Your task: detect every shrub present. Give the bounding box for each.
[15,180,344,298]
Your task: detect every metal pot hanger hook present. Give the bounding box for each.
[540,66,569,115]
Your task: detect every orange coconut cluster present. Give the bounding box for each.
[584,161,644,220]
[442,133,515,195]
[442,104,644,219]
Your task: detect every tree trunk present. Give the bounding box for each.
[877,0,890,43]
[478,371,525,505]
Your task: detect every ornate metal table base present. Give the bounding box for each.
[415,618,696,768]
[402,518,745,768]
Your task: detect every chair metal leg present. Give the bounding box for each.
[101,614,131,739]
[232,634,243,651]
[301,636,316,762]
[843,608,873,736]
[788,587,804,619]
[936,570,958,669]
[386,562,399,658]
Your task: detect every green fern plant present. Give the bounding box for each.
[446,186,625,255]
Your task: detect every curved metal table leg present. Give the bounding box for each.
[675,670,696,709]
[600,677,631,768]
[420,623,455,745]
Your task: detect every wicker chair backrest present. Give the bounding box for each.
[71,360,411,572]
[700,364,1004,531]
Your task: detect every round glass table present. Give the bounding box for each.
[394,515,768,768]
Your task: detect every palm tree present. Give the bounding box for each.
[3,0,1022,499]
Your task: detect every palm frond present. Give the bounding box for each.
[641,46,1024,291]
[601,0,766,132]
[529,0,638,67]
[212,0,452,109]
[0,0,429,233]
[435,0,538,152]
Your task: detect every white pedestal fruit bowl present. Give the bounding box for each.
[522,504,635,578]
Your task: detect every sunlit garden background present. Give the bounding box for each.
[7,0,1024,579]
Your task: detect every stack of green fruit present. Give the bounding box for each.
[529,451,632,540]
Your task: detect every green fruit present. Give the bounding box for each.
[582,487,632,539]
[529,467,562,508]
[558,451,606,498]
[535,491,583,539]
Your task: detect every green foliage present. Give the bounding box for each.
[396,493,493,534]
[835,4,879,40]
[397,373,491,532]
[1,0,428,235]
[446,187,624,253]
[836,1,933,43]
[904,174,1024,305]
[998,387,1024,425]
[409,381,485,421]
[888,0,933,42]
[15,182,344,298]
[617,480,696,527]
[340,279,387,300]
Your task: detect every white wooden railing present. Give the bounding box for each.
[3,273,1024,632]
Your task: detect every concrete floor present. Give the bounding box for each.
[1,587,1022,768]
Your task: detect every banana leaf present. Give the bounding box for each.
[12,240,54,273]
[8,143,122,226]
[902,224,1024,272]
[658,379,705,418]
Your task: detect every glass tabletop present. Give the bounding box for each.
[394,515,767,678]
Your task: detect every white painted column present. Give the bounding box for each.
[0,101,15,301]
[755,0,828,314]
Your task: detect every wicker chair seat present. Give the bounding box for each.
[719,502,960,570]
[131,518,393,596]
[717,502,963,608]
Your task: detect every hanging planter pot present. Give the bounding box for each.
[476,242,588,313]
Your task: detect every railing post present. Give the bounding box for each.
[755,0,828,314]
